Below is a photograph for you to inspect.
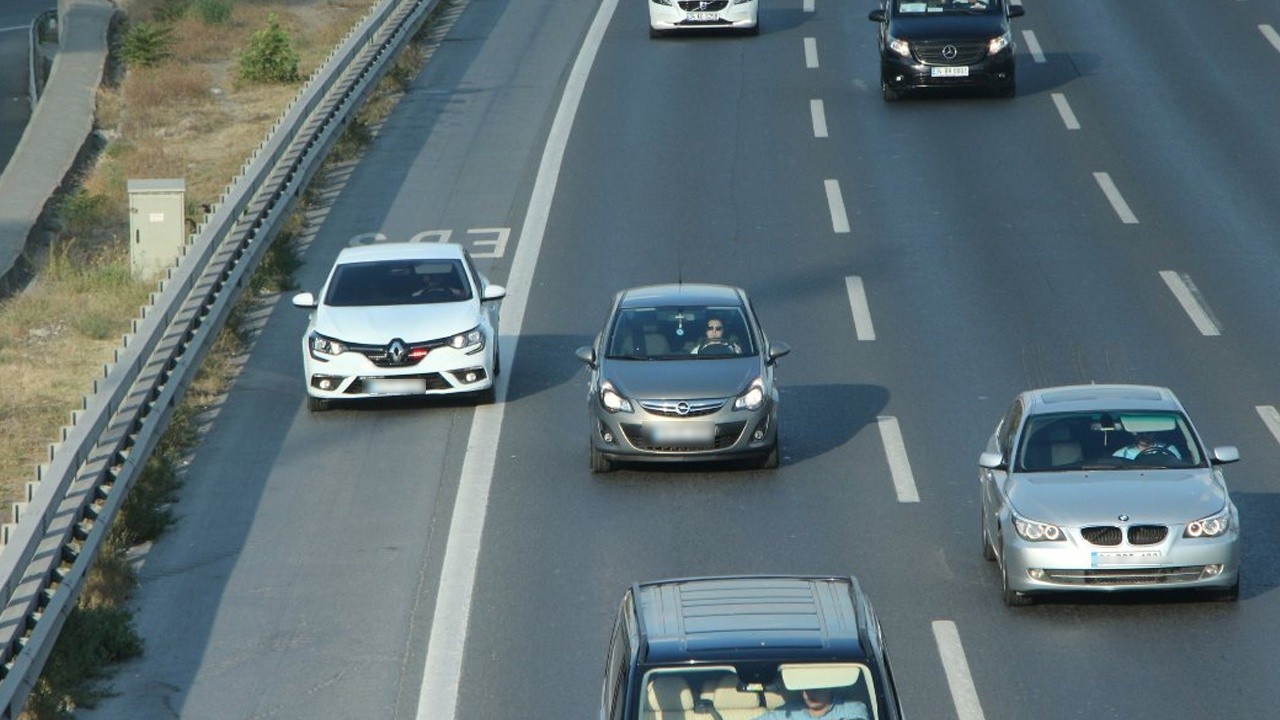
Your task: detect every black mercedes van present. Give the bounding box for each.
[600,575,906,720]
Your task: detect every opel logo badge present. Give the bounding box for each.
[1118,514,1130,522]
[942,44,958,60]
[676,402,691,416]
[388,339,406,364]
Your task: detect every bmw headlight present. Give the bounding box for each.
[1013,514,1066,542]
[448,327,485,354]
[308,331,347,358]
[1184,508,1231,538]
[888,36,911,58]
[599,381,633,414]
[733,378,766,412]
[988,31,1011,54]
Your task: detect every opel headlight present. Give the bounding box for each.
[1184,508,1231,538]
[448,327,485,354]
[888,36,911,58]
[599,381,633,414]
[733,378,766,412]
[308,332,347,358]
[1013,514,1065,542]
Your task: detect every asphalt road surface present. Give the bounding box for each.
[0,0,56,172]
[83,0,1280,718]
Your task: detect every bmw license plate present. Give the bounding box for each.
[931,66,970,77]
[1091,551,1163,567]
[365,377,427,394]
[686,11,719,21]
[646,422,715,448]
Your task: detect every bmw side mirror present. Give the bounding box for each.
[292,292,317,309]
[482,284,507,302]
[978,451,1006,470]
[868,8,885,22]
[767,342,791,364]
[1211,446,1240,465]
[1008,5,1025,18]
[575,346,597,368]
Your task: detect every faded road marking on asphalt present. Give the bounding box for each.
[1093,172,1139,224]
[933,621,987,720]
[1159,271,1221,337]
[845,276,875,341]
[877,416,919,503]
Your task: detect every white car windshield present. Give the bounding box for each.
[324,259,473,306]
[1016,410,1206,471]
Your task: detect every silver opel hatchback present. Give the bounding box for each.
[575,284,789,473]
[979,384,1241,606]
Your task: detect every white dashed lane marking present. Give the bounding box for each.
[1022,29,1045,63]
[933,621,988,720]
[1159,270,1222,337]
[1256,406,1280,446]
[1051,93,1080,130]
[804,37,819,68]
[844,276,875,341]
[804,0,815,12]
[1093,172,1139,224]
[824,179,850,234]
[810,99,828,138]
[877,416,920,503]
[1261,24,1280,54]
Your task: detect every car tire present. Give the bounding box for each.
[473,384,497,405]
[882,81,900,102]
[307,395,329,412]
[998,81,1016,99]
[1001,558,1033,607]
[492,339,502,378]
[1218,575,1240,602]
[590,444,614,474]
[649,26,664,39]
[759,441,780,470]
[742,23,759,36]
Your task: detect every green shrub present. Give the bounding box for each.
[119,21,174,68]
[194,0,232,25]
[58,189,112,238]
[25,605,143,717]
[152,0,190,23]
[237,14,300,84]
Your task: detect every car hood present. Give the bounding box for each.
[314,301,479,344]
[1007,469,1229,525]
[603,357,761,400]
[890,15,1007,40]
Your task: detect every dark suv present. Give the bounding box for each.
[600,575,906,720]
[868,0,1025,101]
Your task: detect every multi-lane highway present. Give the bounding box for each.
[0,0,56,171]
[83,0,1280,718]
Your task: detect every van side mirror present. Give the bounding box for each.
[868,8,886,22]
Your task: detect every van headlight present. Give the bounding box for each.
[1184,508,1231,538]
[888,36,911,57]
[988,32,1011,54]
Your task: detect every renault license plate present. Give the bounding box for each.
[365,377,427,394]
[687,11,719,21]
[931,66,969,77]
[646,422,715,447]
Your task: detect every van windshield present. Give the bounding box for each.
[638,664,878,720]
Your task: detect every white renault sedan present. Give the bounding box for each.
[649,0,759,37]
[292,242,505,411]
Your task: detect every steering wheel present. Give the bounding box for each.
[695,341,736,356]
[1134,445,1178,465]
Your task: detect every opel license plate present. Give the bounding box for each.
[646,422,715,447]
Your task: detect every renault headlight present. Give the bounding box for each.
[599,381,633,414]
[308,332,347,358]
[733,378,766,412]
[1013,514,1065,542]
[1184,508,1231,538]
[448,327,485,353]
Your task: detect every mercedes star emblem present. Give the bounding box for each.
[942,44,958,60]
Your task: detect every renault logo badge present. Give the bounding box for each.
[388,339,407,364]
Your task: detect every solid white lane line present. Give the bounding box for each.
[1022,29,1045,63]
[824,179,850,234]
[804,37,819,68]
[877,417,920,503]
[1158,270,1222,337]
[844,276,875,341]
[1093,172,1139,224]
[804,0,815,12]
[1257,406,1280,446]
[810,99,828,138]
[415,0,621,717]
[933,621,988,720]
[1261,24,1280,54]
[1051,93,1080,130]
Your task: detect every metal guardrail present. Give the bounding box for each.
[0,0,443,713]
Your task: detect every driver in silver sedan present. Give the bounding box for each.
[1112,431,1182,461]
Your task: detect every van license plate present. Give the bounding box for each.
[931,66,969,77]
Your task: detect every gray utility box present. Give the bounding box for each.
[128,178,186,280]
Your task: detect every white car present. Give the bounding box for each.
[649,0,759,37]
[292,242,505,411]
